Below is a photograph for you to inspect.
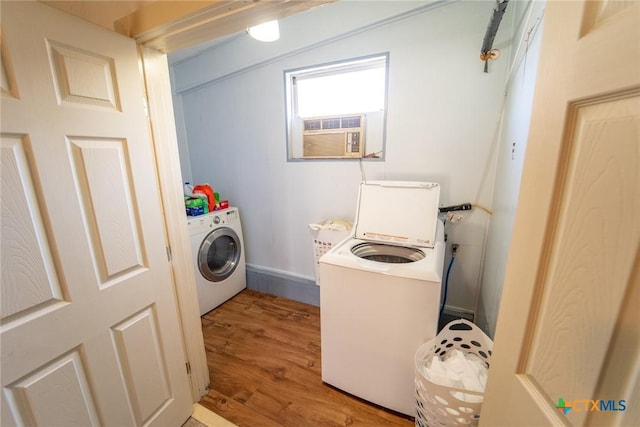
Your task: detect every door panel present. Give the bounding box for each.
[4,350,100,427]
[47,40,121,110]
[1,135,65,320]
[1,2,192,426]
[523,95,638,417]
[0,30,19,99]
[68,137,145,282]
[480,1,639,426]
[112,307,172,425]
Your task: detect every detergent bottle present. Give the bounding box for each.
[183,182,194,196]
[193,184,214,212]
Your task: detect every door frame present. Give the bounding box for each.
[130,3,335,403]
[140,47,209,401]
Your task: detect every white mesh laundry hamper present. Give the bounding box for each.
[415,319,493,427]
[308,219,351,284]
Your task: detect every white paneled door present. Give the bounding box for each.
[1,2,192,426]
[481,1,639,426]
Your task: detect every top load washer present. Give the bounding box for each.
[319,181,445,416]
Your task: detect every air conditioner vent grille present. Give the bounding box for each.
[303,115,363,131]
[341,116,361,128]
[322,118,341,129]
[304,120,321,131]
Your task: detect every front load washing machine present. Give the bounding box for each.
[319,181,445,416]
[187,207,246,315]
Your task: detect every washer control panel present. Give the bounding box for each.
[186,207,238,234]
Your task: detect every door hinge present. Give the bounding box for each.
[186,362,191,375]
[166,246,172,262]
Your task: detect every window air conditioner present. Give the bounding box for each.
[302,115,365,159]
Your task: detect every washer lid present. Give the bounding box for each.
[354,181,440,248]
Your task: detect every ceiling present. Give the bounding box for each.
[41,0,336,53]
[41,1,151,31]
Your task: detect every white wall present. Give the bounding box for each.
[170,1,513,313]
[477,0,545,337]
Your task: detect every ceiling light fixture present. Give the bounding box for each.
[248,20,280,42]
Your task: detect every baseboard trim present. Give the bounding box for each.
[246,264,319,306]
[442,305,474,321]
[245,265,477,316]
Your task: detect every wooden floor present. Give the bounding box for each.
[199,289,414,427]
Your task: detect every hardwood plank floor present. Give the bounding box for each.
[199,289,414,427]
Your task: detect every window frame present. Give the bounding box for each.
[284,52,389,162]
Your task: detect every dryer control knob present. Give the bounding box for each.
[213,216,221,224]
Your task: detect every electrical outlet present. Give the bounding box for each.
[446,212,464,223]
[451,243,459,256]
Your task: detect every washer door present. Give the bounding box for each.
[198,227,241,282]
[351,242,424,263]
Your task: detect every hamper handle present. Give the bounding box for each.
[445,318,476,332]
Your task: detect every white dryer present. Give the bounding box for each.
[319,181,445,416]
[188,207,246,315]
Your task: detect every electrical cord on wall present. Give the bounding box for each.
[358,157,367,182]
[440,244,458,319]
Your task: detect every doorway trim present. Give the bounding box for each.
[140,47,209,400]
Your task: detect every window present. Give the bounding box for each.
[285,53,388,160]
